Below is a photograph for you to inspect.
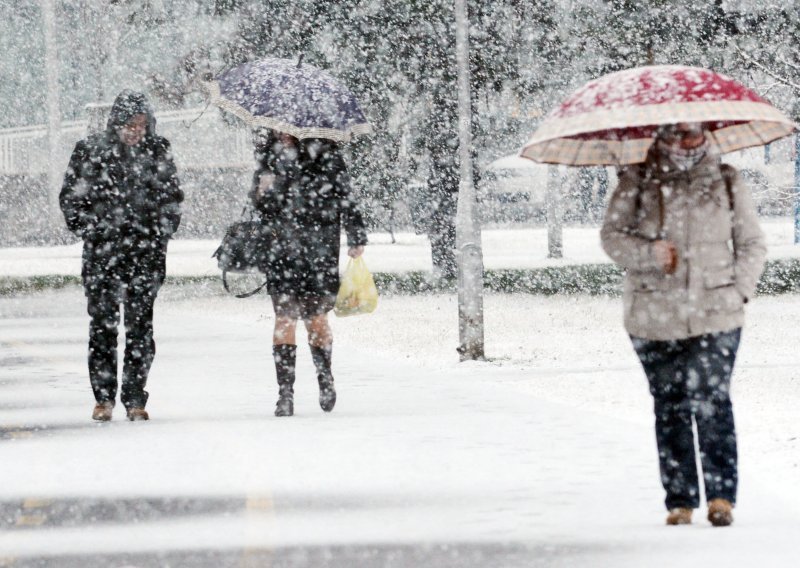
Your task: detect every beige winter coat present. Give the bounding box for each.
[600,152,767,341]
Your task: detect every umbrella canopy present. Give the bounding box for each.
[203,57,372,142]
[487,154,547,171]
[520,65,797,166]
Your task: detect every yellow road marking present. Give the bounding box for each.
[4,431,32,440]
[15,498,50,527]
[245,496,273,511]
[15,515,45,527]
[22,498,51,509]
[241,494,274,567]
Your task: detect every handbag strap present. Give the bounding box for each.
[221,269,269,299]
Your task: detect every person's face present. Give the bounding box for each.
[661,123,706,150]
[118,114,147,146]
[276,132,298,148]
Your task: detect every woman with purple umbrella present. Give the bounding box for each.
[206,57,372,417]
[249,129,367,417]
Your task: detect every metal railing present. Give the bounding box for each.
[0,107,254,176]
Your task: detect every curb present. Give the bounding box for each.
[2,258,799,297]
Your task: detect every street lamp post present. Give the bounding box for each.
[454,0,485,361]
[41,0,61,228]
[546,165,563,258]
[795,132,800,244]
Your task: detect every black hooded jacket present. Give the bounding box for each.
[250,135,368,297]
[60,91,183,290]
[60,91,183,250]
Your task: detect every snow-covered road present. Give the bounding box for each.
[0,286,798,566]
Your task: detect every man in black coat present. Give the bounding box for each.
[250,130,367,417]
[60,90,183,422]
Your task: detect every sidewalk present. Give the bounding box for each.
[1,218,798,278]
[0,286,797,566]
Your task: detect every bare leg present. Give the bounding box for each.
[274,316,298,345]
[305,313,332,347]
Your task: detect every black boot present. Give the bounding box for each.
[273,344,296,417]
[310,344,336,412]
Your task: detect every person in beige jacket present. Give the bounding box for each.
[601,122,767,527]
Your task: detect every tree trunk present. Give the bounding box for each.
[454,0,484,361]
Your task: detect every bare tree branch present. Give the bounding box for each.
[776,54,800,75]
[733,44,800,93]
[759,82,785,97]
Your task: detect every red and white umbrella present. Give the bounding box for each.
[520,65,797,166]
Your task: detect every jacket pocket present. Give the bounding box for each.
[703,267,735,289]
[702,267,741,314]
[629,272,671,292]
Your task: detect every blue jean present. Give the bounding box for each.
[631,329,741,510]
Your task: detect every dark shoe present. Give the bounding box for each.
[707,498,733,527]
[273,345,297,417]
[274,386,294,417]
[310,345,336,412]
[92,401,114,422]
[666,507,693,525]
[126,407,149,421]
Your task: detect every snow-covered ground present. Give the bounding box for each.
[1,217,799,278]
[0,275,798,565]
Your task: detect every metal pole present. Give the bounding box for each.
[41,0,61,227]
[794,133,800,244]
[454,0,485,361]
[546,165,563,258]
[85,103,112,136]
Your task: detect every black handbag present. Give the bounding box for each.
[212,208,272,298]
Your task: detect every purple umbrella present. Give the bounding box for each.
[203,57,372,142]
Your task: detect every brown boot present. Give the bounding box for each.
[707,498,734,527]
[92,401,114,422]
[666,507,693,525]
[126,407,150,421]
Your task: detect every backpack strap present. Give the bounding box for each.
[719,163,736,211]
[633,161,666,238]
[718,163,739,261]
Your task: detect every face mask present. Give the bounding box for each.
[657,139,708,171]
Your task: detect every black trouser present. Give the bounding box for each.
[83,243,165,409]
[631,328,741,510]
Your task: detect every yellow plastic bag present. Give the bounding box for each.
[334,257,378,317]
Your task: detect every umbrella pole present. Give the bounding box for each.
[454,0,485,361]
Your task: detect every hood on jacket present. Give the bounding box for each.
[106,90,157,137]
